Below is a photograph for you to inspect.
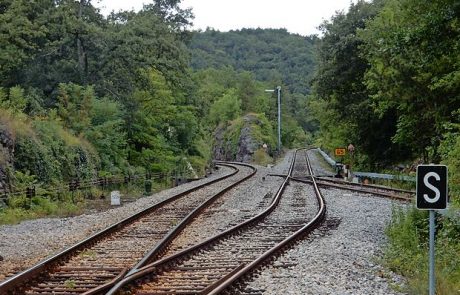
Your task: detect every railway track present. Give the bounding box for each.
[270,149,413,202]
[0,163,256,295]
[103,148,326,294]
[314,176,413,201]
[268,172,412,201]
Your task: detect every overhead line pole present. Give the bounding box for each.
[276,86,281,153]
[265,86,282,153]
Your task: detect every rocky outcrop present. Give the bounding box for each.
[213,114,274,163]
[212,124,233,161]
[235,117,259,162]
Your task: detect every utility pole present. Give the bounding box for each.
[276,86,281,153]
[265,86,282,153]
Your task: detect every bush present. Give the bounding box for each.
[253,148,273,166]
[13,118,99,184]
[0,195,83,225]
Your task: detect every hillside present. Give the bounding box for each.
[189,28,317,94]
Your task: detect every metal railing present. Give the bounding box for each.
[0,172,170,208]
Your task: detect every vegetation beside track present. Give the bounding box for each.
[311,0,459,293]
[384,205,460,294]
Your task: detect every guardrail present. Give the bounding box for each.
[316,148,416,182]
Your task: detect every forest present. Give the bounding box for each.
[0,0,459,292]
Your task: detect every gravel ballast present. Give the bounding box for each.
[238,188,406,294]
[0,165,233,280]
[236,149,406,294]
[165,151,297,256]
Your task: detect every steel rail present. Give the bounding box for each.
[207,149,326,294]
[0,164,243,294]
[316,176,415,194]
[267,174,413,201]
[128,162,257,273]
[106,149,325,295]
[291,177,412,202]
[80,163,257,295]
[104,150,299,294]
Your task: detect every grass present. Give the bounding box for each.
[384,205,460,294]
[253,148,273,166]
[0,197,83,225]
[79,249,97,259]
[64,279,76,289]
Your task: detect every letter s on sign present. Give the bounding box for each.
[423,172,441,203]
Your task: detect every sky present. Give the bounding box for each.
[95,0,357,36]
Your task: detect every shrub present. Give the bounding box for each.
[253,148,272,166]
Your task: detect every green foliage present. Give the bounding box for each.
[311,0,411,169]
[253,148,273,166]
[438,119,460,201]
[385,206,460,294]
[222,118,245,159]
[0,195,83,225]
[0,0,50,86]
[126,68,178,173]
[215,113,277,161]
[189,28,316,94]
[0,0,208,222]
[281,115,311,148]
[208,89,242,125]
[248,113,277,153]
[5,86,26,113]
[10,116,99,184]
[57,83,93,134]
[360,0,460,161]
[85,97,127,174]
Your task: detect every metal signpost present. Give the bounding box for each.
[265,86,281,153]
[416,165,448,295]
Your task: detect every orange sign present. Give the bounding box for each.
[335,148,346,156]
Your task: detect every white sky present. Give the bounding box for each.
[95,0,357,36]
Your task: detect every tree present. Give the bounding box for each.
[0,0,51,87]
[361,0,460,161]
[85,97,127,173]
[189,28,317,94]
[208,89,242,126]
[57,83,94,134]
[311,0,411,167]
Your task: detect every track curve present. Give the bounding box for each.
[105,148,326,295]
[0,163,256,295]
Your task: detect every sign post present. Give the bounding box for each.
[416,165,448,295]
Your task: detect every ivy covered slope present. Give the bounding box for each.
[310,0,459,293]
